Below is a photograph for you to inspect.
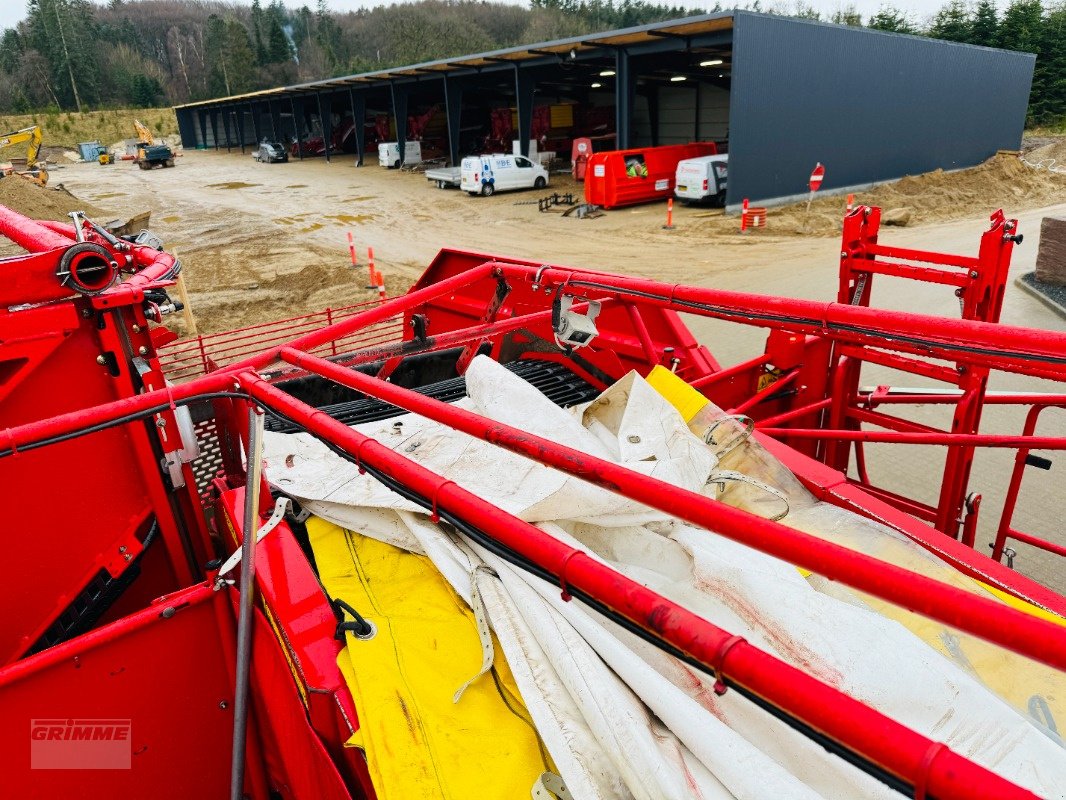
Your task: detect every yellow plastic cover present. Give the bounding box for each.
[306,516,551,800]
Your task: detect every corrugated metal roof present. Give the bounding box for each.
[174,12,735,109]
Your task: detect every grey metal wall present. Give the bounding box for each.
[727,12,1035,208]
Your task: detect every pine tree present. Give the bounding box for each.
[997,0,1046,122]
[251,0,268,66]
[970,0,998,47]
[867,6,917,33]
[266,3,293,63]
[928,0,973,43]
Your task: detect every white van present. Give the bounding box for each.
[378,141,422,168]
[674,154,728,205]
[460,154,549,196]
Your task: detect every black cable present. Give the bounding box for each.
[0,391,253,460]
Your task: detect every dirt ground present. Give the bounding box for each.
[6,146,1066,592]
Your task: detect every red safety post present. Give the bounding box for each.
[375,270,386,302]
[347,232,357,267]
[846,193,855,213]
[366,246,378,289]
[740,198,749,232]
[663,197,674,230]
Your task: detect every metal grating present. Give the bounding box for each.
[190,417,224,505]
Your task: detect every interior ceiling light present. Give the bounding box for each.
[670,76,686,82]
[599,70,616,77]
[591,82,602,88]
[700,59,724,67]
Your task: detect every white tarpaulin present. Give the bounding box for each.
[263,355,1066,799]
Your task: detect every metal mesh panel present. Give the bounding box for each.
[190,417,224,505]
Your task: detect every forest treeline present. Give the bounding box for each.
[0,0,1060,123]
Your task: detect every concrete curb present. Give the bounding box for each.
[1015,272,1066,320]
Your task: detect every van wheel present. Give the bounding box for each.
[393,159,400,169]
[481,183,495,197]
[438,180,446,189]
[468,191,479,196]
[534,176,546,189]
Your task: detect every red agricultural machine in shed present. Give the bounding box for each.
[0,202,1064,799]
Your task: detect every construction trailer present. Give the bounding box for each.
[174,11,1033,208]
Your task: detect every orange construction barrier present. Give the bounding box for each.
[740,198,767,232]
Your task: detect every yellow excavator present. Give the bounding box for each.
[133,119,174,169]
[0,125,49,187]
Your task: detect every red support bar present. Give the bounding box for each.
[847,479,941,523]
[276,348,1066,669]
[757,427,1066,449]
[624,302,659,366]
[728,367,800,414]
[846,407,947,436]
[691,353,772,389]
[858,260,971,287]
[837,345,961,386]
[754,397,833,428]
[866,243,980,270]
[240,367,1041,800]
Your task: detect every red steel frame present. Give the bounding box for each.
[3,203,1066,799]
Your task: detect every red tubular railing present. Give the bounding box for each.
[277,348,1066,669]
[237,369,1040,800]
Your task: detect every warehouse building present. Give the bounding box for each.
[173,11,1035,208]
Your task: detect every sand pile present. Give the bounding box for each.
[0,175,105,221]
[1024,139,1066,172]
[695,153,1066,239]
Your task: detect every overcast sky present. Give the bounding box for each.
[0,0,950,39]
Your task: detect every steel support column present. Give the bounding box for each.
[318,93,332,163]
[615,48,635,150]
[269,100,281,142]
[348,88,366,166]
[248,102,261,146]
[222,108,233,152]
[443,76,463,166]
[210,109,219,150]
[234,106,246,153]
[390,82,408,165]
[291,97,304,160]
[197,110,208,150]
[514,67,536,158]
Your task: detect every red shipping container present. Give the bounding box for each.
[584,142,718,209]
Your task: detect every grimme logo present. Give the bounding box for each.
[30,719,132,769]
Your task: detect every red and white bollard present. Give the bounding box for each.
[663,197,674,230]
[846,193,855,214]
[376,270,387,301]
[741,198,749,233]
[347,231,358,267]
[366,246,377,289]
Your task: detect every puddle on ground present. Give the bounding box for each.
[207,182,260,189]
[162,215,181,223]
[274,218,294,225]
[326,213,376,225]
[300,222,323,232]
[344,196,374,202]
[285,184,308,189]
[94,192,126,199]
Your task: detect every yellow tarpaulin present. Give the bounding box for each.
[306,516,551,800]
